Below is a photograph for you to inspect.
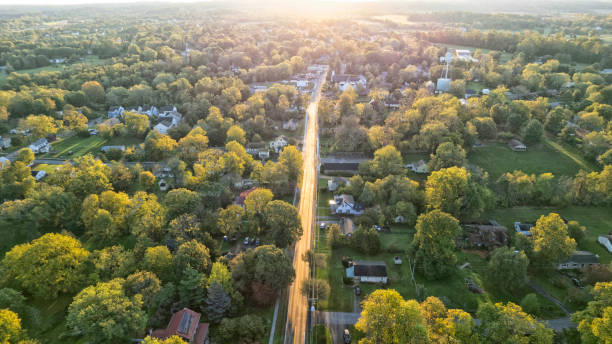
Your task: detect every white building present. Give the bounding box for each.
[329,194,364,215]
[0,136,11,150]
[28,138,51,154]
[598,235,612,253]
[346,261,388,284]
[269,135,289,153]
[333,74,367,92]
[557,251,600,270]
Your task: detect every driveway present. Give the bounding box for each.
[315,311,360,344]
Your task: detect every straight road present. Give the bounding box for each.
[285,68,327,344]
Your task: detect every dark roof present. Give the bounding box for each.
[354,261,387,277]
[160,105,174,112]
[562,251,599,264]
[322,162,360,172]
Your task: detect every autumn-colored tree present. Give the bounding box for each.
[572,282,612,344]
[278,145,303,184]
[530,213,576,266]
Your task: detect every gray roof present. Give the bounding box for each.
[354,261,387,277]
[562,251,599,264]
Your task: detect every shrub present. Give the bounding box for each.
[520,293,540,315]
[581,265,612,285]
[341,256,352,268]
[497,131,515,142]
[343,277,354,285]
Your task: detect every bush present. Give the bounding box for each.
[567,287,592,307]
[312,324,332,344]
[520,293,540,315]
[343,277,354,285]
[352,226,381,255]
[218,314,266,343]
[341,256,352,268]
[497,131,515,142]
[104,148,124,161]
[581,265,612,285]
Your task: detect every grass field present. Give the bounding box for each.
[41,135,142,159]
[0,55,109,86]
[468,140,592,182]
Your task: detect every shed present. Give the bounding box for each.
[558,251,600,270]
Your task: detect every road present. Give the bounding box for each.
[285,68,327,344]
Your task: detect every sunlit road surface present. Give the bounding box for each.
[285,68,326,344]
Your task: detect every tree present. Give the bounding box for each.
[486,247,529,292]
[143,246,174,282]
[278,145,303,184]
[217,205,245,237]
[244,188,273,217]
[128,192,166,240]
[523,118,544,144]
[81,81,105,104]
[0,161,35,200]
[263,200,302,248]
[90,246,137,281]
[144,131,178,161]
[425,166,490,220]
[175,240,211,274]
[301,278,330,300]
[178,127,209,165]
[205,282,231,324]
[142,336,185,344]
[163,188,199,220]
[477,302,554,344]
[230,245,294,306]
[15,148,34,165]
[226,125,246,145]
[124,271,161,304]
[124,112,149,137]
[19,114,57,139]
[412,210,461,280]
[572,282,612,344]
[520,293,540,315]
[0,308,23,344]
[67,278,146,344]
[427,142,466,171]
[567,220,587,244]
[531,213,576,266]
[352,226,381,255]
[218,315,266,343]
[66,154,112,199]
[368,145,403,178]
[327,224,343,248]
[1,233,90,298]
[81,191,131,242]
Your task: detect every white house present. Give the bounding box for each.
[269,135,288,153]
[296,79,308,88]
[0,136,11,150]
[282,119,299,131]
[0,157,9,166]
[141,106,159,117]
[154,111,182,134]
[558,251,600,270]
[101,145,126,152]
[258,150,270,160]
[598,235,612,253]
[329,194,364,215]
[29,138,51,154]
[328,177,349,192]
[154,118,176,135]
[159,106,178,117]
[107,106,124,118]
[346,261,388,284]
[31,170,46,181]
[406,160,428,174]
[333,74,367,92]
[455,49,478,62]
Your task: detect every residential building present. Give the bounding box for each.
[28,138,51,154]
[154,118,176,134]
[151,308,209,344]
[159,106,178,116]
[283,119,299,131]
[327,177,349,192]
[101,145,126,152]
[436,78,451,93]
[332,73,367,92]
[0,157,10,166]
[329,194,364,215]
[269,135,288,153]
[508,139,527,152]
[598,235,612,253]
[406,160,428,174]
[558,251,600,270]
[258,150,270,160]
[0,136,11,150]
[320,155,368,175]
[126,106,142,113]
[455,49,478,62]
[514,222,534,236]
[346,261,388,283]
[463,224,509,250]
[31,170,46,181]
[234,187,257,207]
[141,105,159,117]
[107,106,124,118]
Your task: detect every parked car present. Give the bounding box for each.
[320,222,326,229]
[373,225,382,231]
[572,277,584,289]
[354,286,361,296]
[250,237,256,245]
[243,237,249,245]
[255,238,261,246]
[343,329,351,343]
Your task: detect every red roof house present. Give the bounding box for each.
[234,186,257,206]
[151,308,209,344]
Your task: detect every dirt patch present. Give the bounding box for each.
[462,249,489,259]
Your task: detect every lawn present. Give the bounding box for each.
[468,141,591,182]
[487,206,612,264]
[41,135,142,159]
[28,295,75,344]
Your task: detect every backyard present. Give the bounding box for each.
[40,135,142,159]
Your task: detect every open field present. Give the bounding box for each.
[467,140,593,182]
[0,55,109,86]
[41,135,142,159]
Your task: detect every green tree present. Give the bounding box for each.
[67,278,146,344]
[81,81,105,104]
[124,112,149,137]
[244,188,274,217]
[0,308,23,344]
[128,192,166,241]
[327,224,343,248]
[572,281,612,344]
[486,247,529,292]
[177,266,207,309]
[90,246,137,281]
[217,205,245,237]
[477,302,554,344]
[178,127,209,165]
[144,131,178,161]
[278,145,303,184]
[175,240,211,274]
[427,142,466,171]
[1,233,90,298]
[412,210,461,280]
[301,278,330,300]
[352,226,381,255]
[205,282,231,324]
[520,293,540,315]
[0,161,35,200]
[263,200,302,248]
[143,246,174,282]
[368,145,403,178]
[163,188,199,220]
[531,213,576,267]
[124,271,161,304]
[15,148,34,165]
[523,118,544,144]
[218,315,266,343]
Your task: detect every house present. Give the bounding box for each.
[296,79,309,88]
[151,308,209,344]
[558,251,600,270]
[329,194,364,215]
[320,155,368,175]
[598,234,612,253]
[327,177,349,192]
[234,187,257,206]
[406,160,428,174]
[126,106,142,113]
[464,224,509,249]
[601,69,612,75]
[101,145,126,152]
[234,179,256,190]
[154,118,177,135]
[455,49,478,62]
[514,222,534,236]
[159,106,178,116]
[332,73,367,92]
[0,136,11,150]
[508,139,527,152]
[269,135,288,153]
[395,215,406,224]
[28,138,51,154]
[107,106,124,118]
[31,170,46,181]
[141,106,159,117]
[436,78,451,93]
[258,150,270,160]
[283,119,299,131]
[346,261,388,284]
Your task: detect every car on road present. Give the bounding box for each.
[243,237,249,245]
[354,286,361,296]
[343,329,351,343]
[320,222,326,229]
